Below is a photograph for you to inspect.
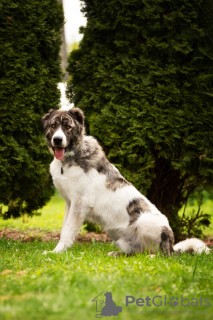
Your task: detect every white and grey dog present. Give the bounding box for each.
[42,108,210,256]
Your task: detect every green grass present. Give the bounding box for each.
[0,191,213,320]
[0,239,213,320]
[0,192,64,232]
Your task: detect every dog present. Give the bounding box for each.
[42,108,210,256]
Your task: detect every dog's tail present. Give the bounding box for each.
[173,238,211,254]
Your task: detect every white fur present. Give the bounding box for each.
[52,127,67,148]
[44,139,210,256]
[173,238,210,254]
[136,213,170,254]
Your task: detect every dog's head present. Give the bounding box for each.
[42,108,85,160]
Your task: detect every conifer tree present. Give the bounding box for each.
[0,0,64,218]
[67,0,213,238]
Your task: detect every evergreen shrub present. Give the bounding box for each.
[67,0,213,238]
[0,0,64,218]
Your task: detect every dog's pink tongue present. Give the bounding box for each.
[54,148,65,160]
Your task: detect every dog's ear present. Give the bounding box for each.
[42,109,55,129]
[69,108,84,126]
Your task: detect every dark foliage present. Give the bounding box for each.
[0,0,64,218]
[67,0,213,239]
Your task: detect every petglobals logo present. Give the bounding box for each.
[91,291,211,318]
[126,294,211,308]
[92,291,122,318]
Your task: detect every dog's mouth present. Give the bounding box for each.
[52,147,68,160]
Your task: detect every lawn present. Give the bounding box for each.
[0,191,65,232]
[0,191,213,320]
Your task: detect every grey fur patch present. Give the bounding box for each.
[183,246,194,254]
[64,137,131,192]
[122,236,142,252]
[118,226,142,253]
[64,137,106,173]
[106,176,131,191]
[160,226,174,256]
[99,156,131,191]
[74,140,103,173]
[107,228,124,242]
[127,198,151,225]
[106,226,142,253]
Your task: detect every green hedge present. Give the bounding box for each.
[67,0,213,238]
[0,0,64,218]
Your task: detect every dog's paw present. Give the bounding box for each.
[52,241,72,253]
[108,251,121,257]
[42,242,71,254]
[148,254,156,258]
[42,250,57,255]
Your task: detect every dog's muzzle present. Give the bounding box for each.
[53,137,63,146]
[52,137,68,160]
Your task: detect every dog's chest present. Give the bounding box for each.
[49,159,94,203]
[49,159,70,199]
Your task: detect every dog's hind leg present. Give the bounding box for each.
[134,213,174,256]
[108,251,122,257]
[159,227,175,256]
[108,237,142,257]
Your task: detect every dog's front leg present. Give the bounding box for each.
[54,204,85,253]
[43,201,86,254]
[61,201,71,233]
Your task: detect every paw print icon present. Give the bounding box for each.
[169,296,179,306]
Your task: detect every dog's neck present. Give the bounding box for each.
[59,136,86,173]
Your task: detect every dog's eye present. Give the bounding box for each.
[66,125,71,129]
[51,124,56,128]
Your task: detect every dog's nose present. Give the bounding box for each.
[53,137,63,145]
